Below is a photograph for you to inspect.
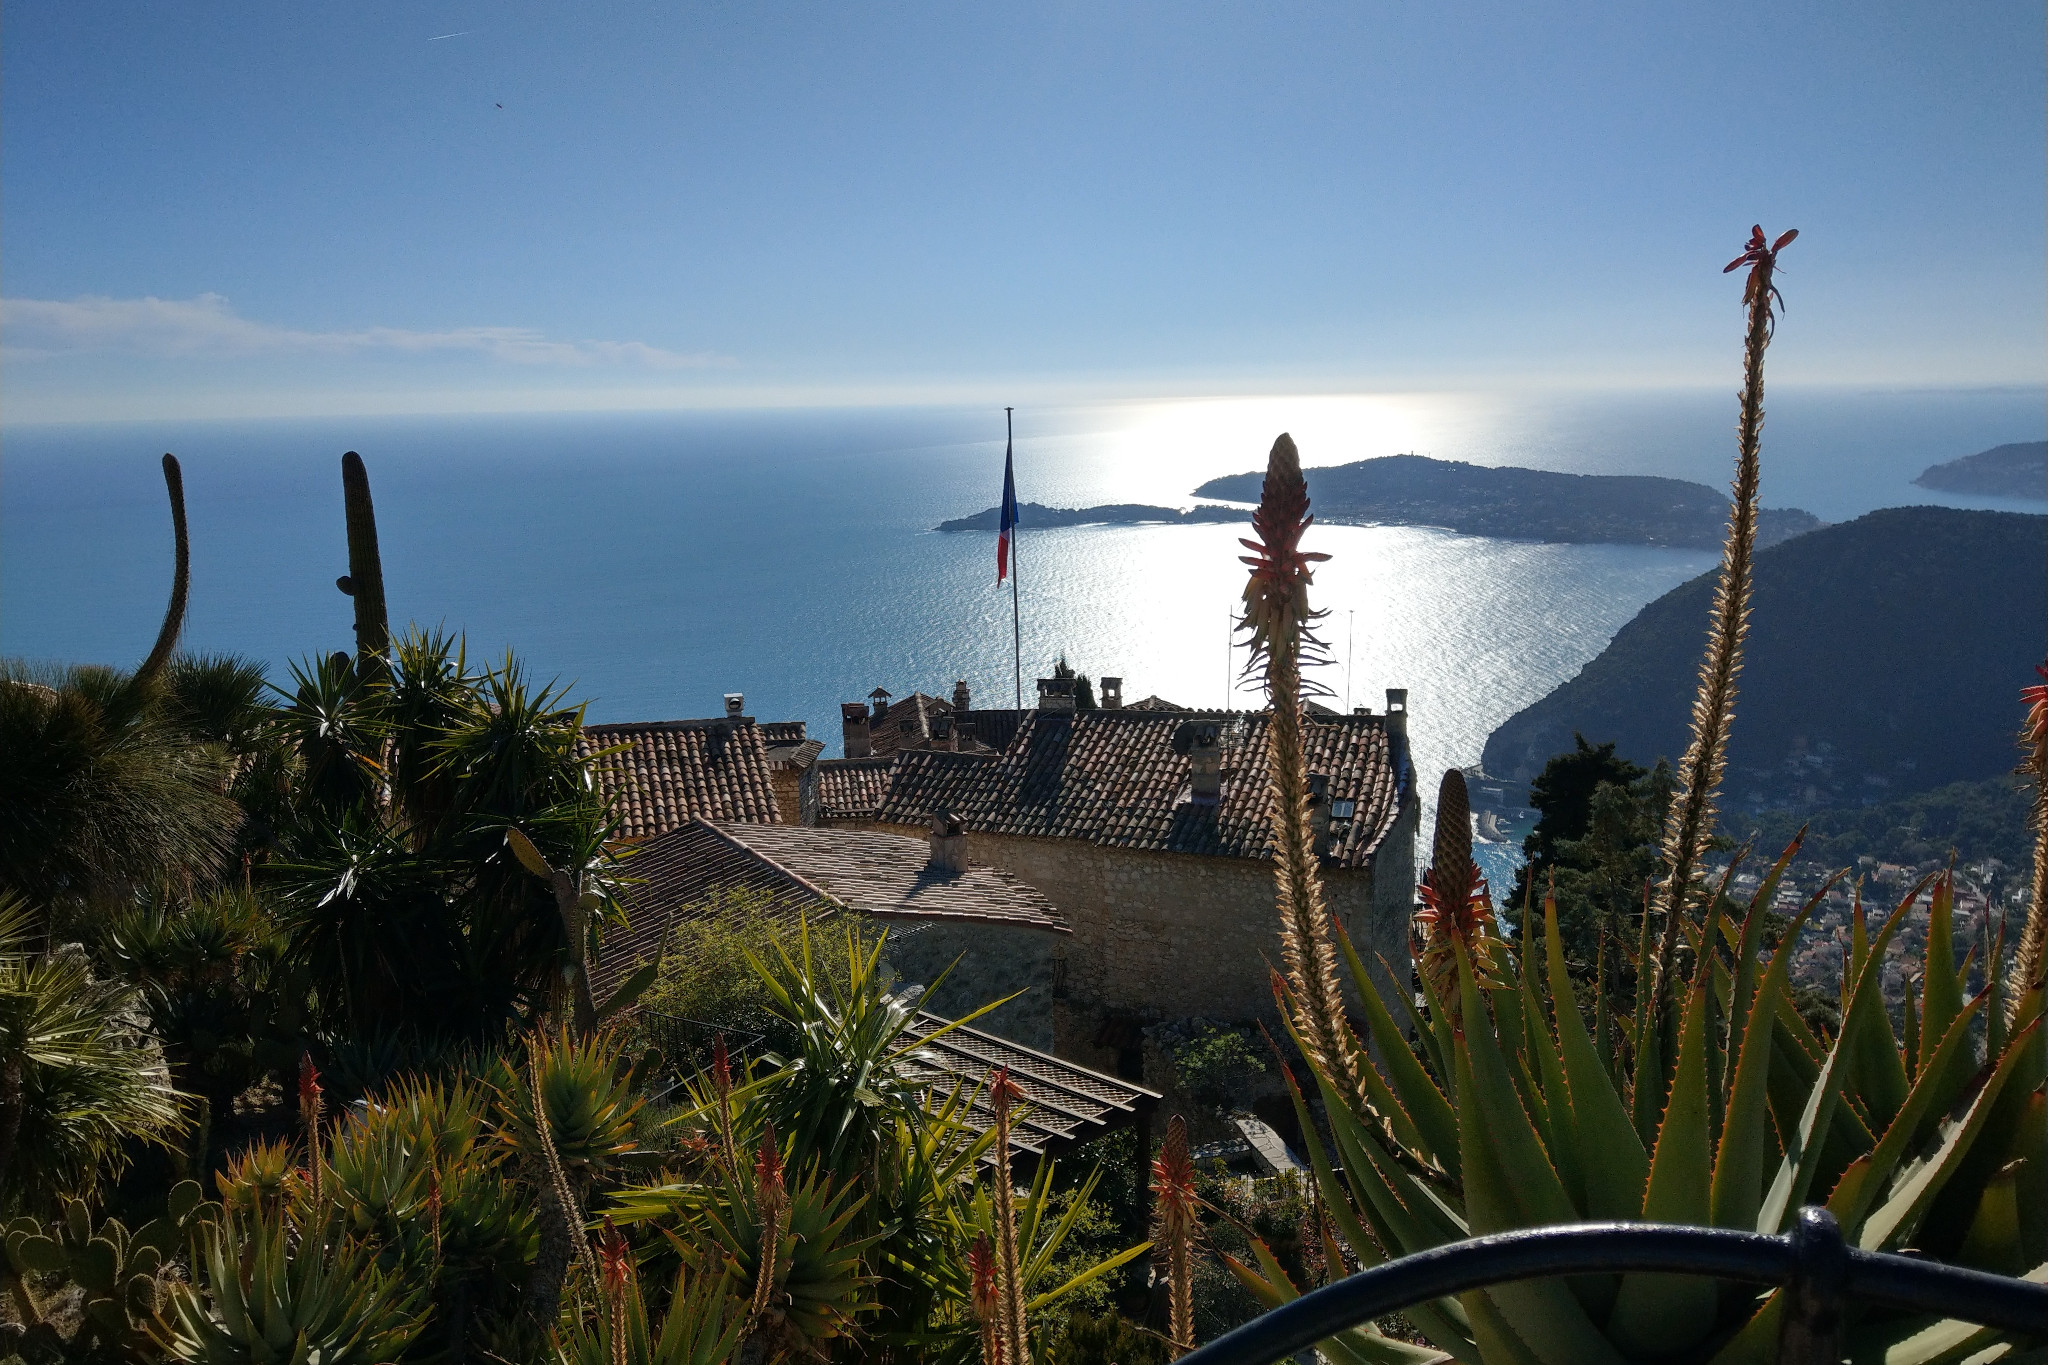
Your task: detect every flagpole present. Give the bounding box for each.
[1008,407,1022,710]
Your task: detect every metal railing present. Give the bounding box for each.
[1180,1208,2047,1365]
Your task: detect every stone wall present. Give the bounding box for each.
[880,918,1062,1052]
[869,811,1417,1057]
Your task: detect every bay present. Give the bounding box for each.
[4,386,2040,898]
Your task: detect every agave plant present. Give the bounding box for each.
[155,1202,424,1365]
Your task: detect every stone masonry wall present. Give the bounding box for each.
[880,919,1061,1052]
[870,818,1417,1046]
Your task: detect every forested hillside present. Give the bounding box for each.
[1483,506,2047,809]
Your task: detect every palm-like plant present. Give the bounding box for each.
[0,662,239,915]
[0,894,184,1212]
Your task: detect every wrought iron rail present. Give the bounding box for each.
[1179,1209,2047,1365]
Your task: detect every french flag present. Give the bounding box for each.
[997,439,1018,583]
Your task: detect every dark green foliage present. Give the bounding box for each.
[1050,655,1098,710]
[0,661,239,913]
[2,1181,216,1363]
[1911,440,2046,499]
[96,888,306,1140]
[267,634,625,1051]
[1507,740,1671,975]
[1733,775,2031,875]
[1485,507,2048,807]
[1170,1025,1267,1114]
[1042,1309,1170,1365]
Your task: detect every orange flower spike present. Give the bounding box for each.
[968,1234,1004,1365]
[1151,1115,1199,1358]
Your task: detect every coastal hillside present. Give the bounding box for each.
[1912,440,2046,499]
[1482,506,2047,807]
[1191,453,1821,549]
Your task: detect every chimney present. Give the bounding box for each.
[841,702,873,758]
[930,711,955,750]
[724,693,745,720]
[869,687,892,722]
[928,810,969,873]
[1307,773,1331,858]
[1036,676,1077,714]
[952,679,972,710]
[1384,688,1408,739]
[1100,676,1123,709]
[1175,720,1224,805]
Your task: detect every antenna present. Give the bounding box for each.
[1345,609,1355,712]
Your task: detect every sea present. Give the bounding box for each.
[5,386,2042,897]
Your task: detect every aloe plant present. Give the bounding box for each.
[156,1202,424,1365]
[1232,226,2046,1363]
[1238,840,2046,1362]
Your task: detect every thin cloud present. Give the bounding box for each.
[0,293,725,369]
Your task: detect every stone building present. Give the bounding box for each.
[598,817,1155,1163]
[808,678,1420,1074]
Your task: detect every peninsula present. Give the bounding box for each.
[937,454,1822,549]
[1911,441,2046,499]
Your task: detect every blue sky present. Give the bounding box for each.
[4,2,2042,421]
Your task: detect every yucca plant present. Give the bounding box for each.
[1230,229,2048,1363]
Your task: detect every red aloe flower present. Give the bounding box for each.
[1722,224,1799,318]
[968,1234,1004,1365]
[1237,434,1332,682]
[297,1052,325,1203]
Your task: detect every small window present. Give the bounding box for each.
[1329,798,1357,819]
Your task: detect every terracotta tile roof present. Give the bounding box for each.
[1127,695,1191,712]
[591,819,830,1000]
[578,719,783,841]
[810,757,897,820]
[759,721,808,744]
[715,822,1068,934]
[874,709,1407,869]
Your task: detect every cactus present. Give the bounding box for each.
[2,1180,215,1358]
[338,451,391,681]
[135,453,190,686]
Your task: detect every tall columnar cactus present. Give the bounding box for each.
[1237,435,1362,1107]
[134,453,190,686]
[1651,226,1798,998]
[338,451,391,681]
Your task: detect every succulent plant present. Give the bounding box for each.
[3,1180,215,1360]
[155,1202,424,1365]
[337,451,391,682]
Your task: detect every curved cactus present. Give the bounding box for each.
[338,451,391,681]
[135,453,190,686]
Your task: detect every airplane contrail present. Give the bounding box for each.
[428,31,472,41]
